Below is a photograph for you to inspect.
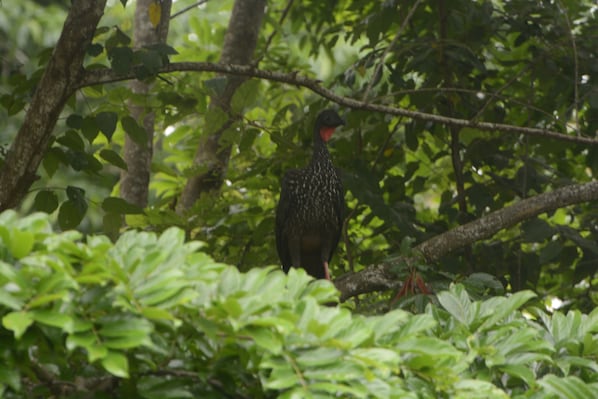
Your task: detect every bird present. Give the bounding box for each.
[275,109,345,280]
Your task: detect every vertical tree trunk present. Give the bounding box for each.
[120,0,172,207]
[176,0,266,213]
[0,0,106,211]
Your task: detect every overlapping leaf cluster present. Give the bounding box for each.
[0,211,597,398]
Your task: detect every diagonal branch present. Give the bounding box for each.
[333,180,598,301]
[0,0,107,211]
[79,62,598,146]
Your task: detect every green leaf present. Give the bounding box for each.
[0,368,21,391]
[121,115,148,148]
[81,116,100,143]
[239,127,261,153]
[58,199,87,230]
[66,114,83,129]
[296,347,344,368]
[33,190,59,213]
[0,290,23,310]
[262,364,299,390]
[66,331,96,351]
[538,374,598,399]
[137,377,194,399]
[31,310,74,332]
[244,326,282,354]
[56,130,85,151]
[522,218,553,243]
[101,197,143,215]
[136,48,164,76]
[96,111,118,141]
[87,344,109,362]
[7,229,34,259]
[437,284,476,327]
[2,311,34,339]
[87,43,104,57]
[43,148,62,177]
[103,212,122,236]
[479,290,536,332]
[99,149,128,170]
[103,335,152,349]
[203,76,227,97]
[231,79,260,113]
[108,46,133,75]
[66,185,86,203]
[101,351,129,378]
[99,316,153,338]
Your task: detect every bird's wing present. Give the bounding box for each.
[275,169,299,271]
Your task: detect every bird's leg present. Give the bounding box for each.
[323,261,331,280]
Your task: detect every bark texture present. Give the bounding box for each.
[120,0,172,207]
[0,0,106,210]
[334,180,598,301]
[176,0,267,213]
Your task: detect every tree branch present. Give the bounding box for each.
[176,0,267,213]
[79,62,598,146]
[334,180,598,301]
[0,0,107,211]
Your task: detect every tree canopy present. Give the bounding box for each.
[1,0,598,397]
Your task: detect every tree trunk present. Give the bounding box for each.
[120,0,172,207]
[0,0,106,210]
[176,0,266,213]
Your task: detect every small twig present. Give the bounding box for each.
[170,0,208,20]
[285,353,307,388]
[362,0,424,101]
[557,0,580,134]
[254,0,295,66]
[473,65,531,121]
[387,86,559,125]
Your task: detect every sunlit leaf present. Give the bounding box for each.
[101,351,129,378]
[2,311,33,339]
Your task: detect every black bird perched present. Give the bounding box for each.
[275,109,345,280]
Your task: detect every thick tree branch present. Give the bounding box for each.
[334,180,598,301]
[0,0,106,210]
[176,0,266,213]
[79,62,598,146]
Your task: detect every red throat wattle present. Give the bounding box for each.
[320,127,336,142]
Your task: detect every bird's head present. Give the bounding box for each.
[315,109,345,142]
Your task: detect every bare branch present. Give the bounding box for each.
[334,180,598,301]
[171,0,208,20]
[80,62,598,146]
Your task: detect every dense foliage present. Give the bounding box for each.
[1,0,598,396]
[1,211,598,398]
[2,0,597,309]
